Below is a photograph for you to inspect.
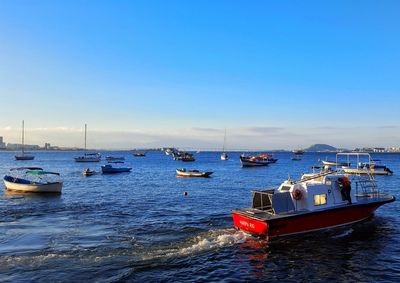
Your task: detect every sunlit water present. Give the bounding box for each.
[0,151,399,282]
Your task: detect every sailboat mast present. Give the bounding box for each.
[22,120,25,155]
[222,128,226,152]
[84,123,87,151]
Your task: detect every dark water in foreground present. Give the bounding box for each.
[0,151,399,282]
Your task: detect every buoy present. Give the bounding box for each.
[183,191,188,196]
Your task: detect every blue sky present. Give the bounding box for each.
[0,0,399,149]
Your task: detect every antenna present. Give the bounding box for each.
[22,120,25,154]
[84,124,87,151]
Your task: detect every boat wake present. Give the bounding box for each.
[171,228,250,257]
[141,228,251,261]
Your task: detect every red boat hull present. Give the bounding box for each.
[232,202,389,238]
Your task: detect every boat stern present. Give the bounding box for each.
[232,209,269,237]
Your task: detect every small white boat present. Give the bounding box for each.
[133,151,146,157]
[75,153,101,162]
[332,153,393,176]
[3,167,63,193]
[322,160,350,167]
[176,168,213,177]
[15,120,35,161]
[165,148,176,155]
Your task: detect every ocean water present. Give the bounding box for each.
[0,151,399,282]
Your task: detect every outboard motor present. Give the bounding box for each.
[384,167,394,175]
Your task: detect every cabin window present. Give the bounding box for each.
[314,194,327,206]
[281,185,291,191]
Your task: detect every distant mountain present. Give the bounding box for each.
[305,144,337,152]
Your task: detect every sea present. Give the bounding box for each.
[0,151,399,282]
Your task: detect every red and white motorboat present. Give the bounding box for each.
[232,169,395,238]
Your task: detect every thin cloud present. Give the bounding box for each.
[191,127,223,133]
[244,127,285,134]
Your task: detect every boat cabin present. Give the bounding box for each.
[251,173,357,215]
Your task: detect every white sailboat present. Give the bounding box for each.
[15,120,35,160]
[74,124,101,162]
[220,128,228,160]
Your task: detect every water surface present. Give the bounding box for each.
[0,151,399,282]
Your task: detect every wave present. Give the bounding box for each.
[141,228,251,261]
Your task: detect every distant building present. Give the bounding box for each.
[0,136,5,149]
[44,143,51,150]
[6,143,40,150]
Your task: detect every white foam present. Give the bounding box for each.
[331,228,354,238]
[1,253,70,267]
[141,229,251,261]
[175,229,249,256]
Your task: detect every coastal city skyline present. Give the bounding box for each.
[1,1,400,149]
[1,132,399,153]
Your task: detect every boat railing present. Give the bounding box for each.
[335,152,372,170]
[354,174,379,197]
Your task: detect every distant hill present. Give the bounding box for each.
[305,144,337,152]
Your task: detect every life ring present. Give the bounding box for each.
[292,188,303,200]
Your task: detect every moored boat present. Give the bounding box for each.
[292,149,305,155]
[221,152,229,161]
[172,151,184,160]
[240,154,277,167]
[101,162,132,174]
[291,155,302,161]
[173,152,195,162]
[334,153,393,176]
[165,148,177,155]
[322,160,351,167]
[105,156,125,161]
[182,153,195,162]
[15,155,35,161]
[232,169,395,238]
[176,168,213,177]
[75,153,101,162]
[133,152,146,157]
[15,120,35,161]
[221,128,229,160]
[3,167,63,193]
[83,168,96,176]
[74,124,101,162]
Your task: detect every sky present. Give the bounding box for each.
[0,0,399,150]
